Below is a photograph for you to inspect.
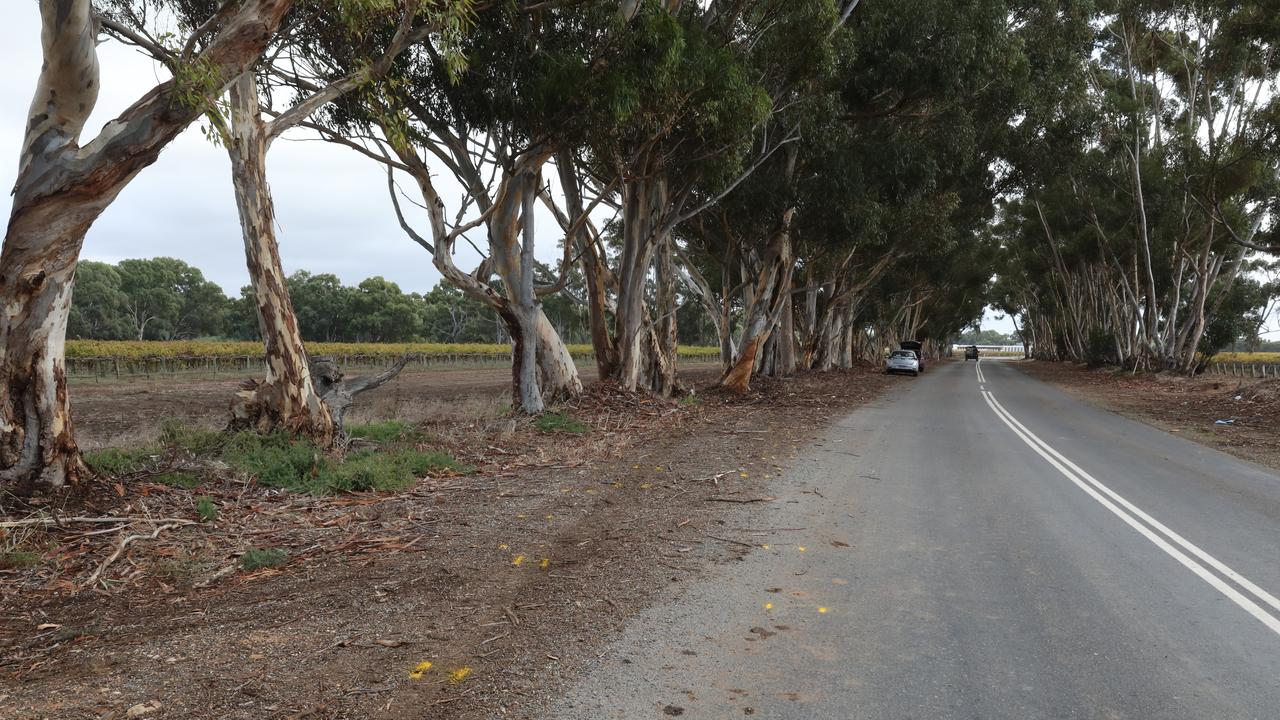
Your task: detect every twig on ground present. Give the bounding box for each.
[83,521,194,588]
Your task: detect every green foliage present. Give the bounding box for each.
[158,420,227,456]
[240,547,288,572]
[218,430,463,494]
[347,420,419,443]
[535,412,588,435]
[195,496,218,523]
[84,447,155,476]
[0,551,40,570]
[155,471,201,489]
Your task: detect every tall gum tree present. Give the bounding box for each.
[0,0,295,490]
[104,1,462,440]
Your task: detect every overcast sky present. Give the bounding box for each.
[0,5,1019,334]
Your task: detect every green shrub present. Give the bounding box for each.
[347,420,419,443]
[535,412,588,434]
[195,496,218,523]
[0,550,40,570]
[154,471,201,489]
[158,420,226,455]
[222,432,323,489]
[240,547,287,572]
[84,447,155,476]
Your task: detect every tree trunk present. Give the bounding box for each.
[515,168,545,413]
[720,209,795,393]
[651,233,680,396]
[1,0,294,490]
[556,151,619,378]
[225,73,335,442]
[614,160,668,392]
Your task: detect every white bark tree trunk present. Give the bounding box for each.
[1,0,294,490]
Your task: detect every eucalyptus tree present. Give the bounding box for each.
[101,0,471,441]
[998,0,1280,371]
[1,0,296,490]
[308,2,612,412]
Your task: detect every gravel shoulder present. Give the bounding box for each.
[1,367,893,720]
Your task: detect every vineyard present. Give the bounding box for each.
[64,340,721,380]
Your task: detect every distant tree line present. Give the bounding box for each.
[68,257,723,347]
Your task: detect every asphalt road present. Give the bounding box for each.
[542,359,1280,719]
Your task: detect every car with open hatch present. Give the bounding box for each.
[885,349,920,376]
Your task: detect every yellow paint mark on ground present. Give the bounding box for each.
[449,667,472,683]
[539,558,551,569]
[764,602,774,610]
[761,544,770,550]
[740,472,749,478]
[818,607,828,614]
[512,555,525,566]
[408,661,433,680]
[797,546,807,552]
[640,483,652,489]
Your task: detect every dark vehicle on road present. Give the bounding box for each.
[965,345,979,361]
[900,341,925,371]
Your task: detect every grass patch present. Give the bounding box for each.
[220,431,464,494]
[84,447,155,476]
[195,496,218,523]
[158,420,226,455]
[347,420,420,443]
[535,412,589,434]
[240,547,287,572]
[679,394,701,406]
[0,550,40,570]
[154,471,201,489]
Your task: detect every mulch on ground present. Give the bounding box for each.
[1,367,894,720]
[1017,361,1280,470]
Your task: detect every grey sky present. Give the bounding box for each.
[0,4,517,299]
[0,5,1020,334]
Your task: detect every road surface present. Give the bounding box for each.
[543,359,1280,719]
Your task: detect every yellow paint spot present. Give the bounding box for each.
[449,667,472,683]
[545,514,553,520]
[740,472,749,478]
[639,483,652,489]
[797,546,807,552]
[655,465,664,471]
[539,558,551,570]
[818,607,828,614]
[612,482,624,488]
[761,544,770,550]
[498,544,509,550]
[512,555,525,566]
[516,513,526,519]
[764,602,774,610]
[408,661,433,680]
[633,465,640,469]
[586,488,598,494]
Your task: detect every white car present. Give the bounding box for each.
[885,350,920,376]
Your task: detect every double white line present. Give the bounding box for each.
[976,361,1280,637]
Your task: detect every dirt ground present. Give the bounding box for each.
[1,365,897,720]
[1017,361,1280,472]
[68,362,722,450]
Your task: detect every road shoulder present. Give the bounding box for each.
[1014,360,1280,473]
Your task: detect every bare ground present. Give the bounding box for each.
[1016,360,1280,472]
[1,365,897,720]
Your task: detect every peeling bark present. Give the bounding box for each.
[1,0,294,490]
[719,209,794,394]
[225,73,335,443]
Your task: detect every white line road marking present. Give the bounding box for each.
[980,389,1280,638]
[975,359,986,384]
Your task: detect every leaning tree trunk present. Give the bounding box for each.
[225,73,335,443]
[557,150,619,378]
[650,233,681,396]
[720,209,795,393]
[1,0,293,490]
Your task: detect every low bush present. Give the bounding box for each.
[535,412,589,434]
[84,447,155,476]
[347,420,420,443]
[1,550,40,570]
[240,547,287,572]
